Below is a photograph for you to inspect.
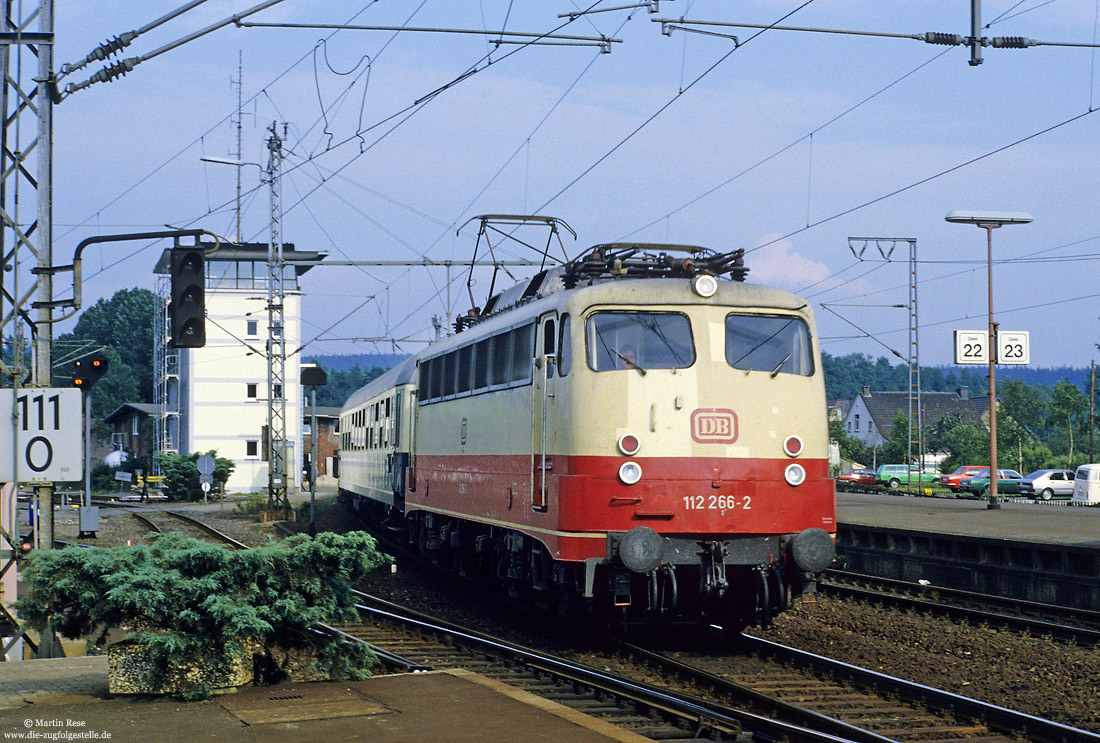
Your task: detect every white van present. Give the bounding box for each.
[1071,464,1100,505]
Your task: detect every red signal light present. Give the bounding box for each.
[72,352,109,389]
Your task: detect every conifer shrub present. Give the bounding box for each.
[16,531,390,698]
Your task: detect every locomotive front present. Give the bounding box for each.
[544,250,836,629]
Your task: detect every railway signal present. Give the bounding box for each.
[72,353,109,389]
[169,247,206,348]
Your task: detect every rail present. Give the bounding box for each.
[349,591,849,743]
[821,570,1100,646]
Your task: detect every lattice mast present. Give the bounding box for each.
[905,239,923,469]
[265,123,289,511]
[0,0,56,660]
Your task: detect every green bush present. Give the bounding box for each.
[235,493,268,515]
[16,531,390,698]
[156,451,234,501]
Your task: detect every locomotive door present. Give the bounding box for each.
[532,312,557,512]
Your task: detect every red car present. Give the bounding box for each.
[836,468,877,490]
[935,465,988,492]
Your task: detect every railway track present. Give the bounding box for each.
[333,591,1100,743]
[625,635,1098,743]
[338,592,854,743]
[127,509,249,549]
[821,570,1100,646]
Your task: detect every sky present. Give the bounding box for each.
[46,1,1100,370]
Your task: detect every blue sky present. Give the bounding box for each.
[53,1,1100,368]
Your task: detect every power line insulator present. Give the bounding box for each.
[922,32,964,46]
[991,36,1038,49]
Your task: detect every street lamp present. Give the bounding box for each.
[945,210,1033,509]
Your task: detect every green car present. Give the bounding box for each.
[874,464,938,489]
[958,469,1024,497]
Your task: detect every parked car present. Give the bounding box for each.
[1017,469,1075,500]
[935,465,988,492]
[958,469,1024,497]
[875,464,938,489]
[836,468,877,490]
[1072,464,1100,505]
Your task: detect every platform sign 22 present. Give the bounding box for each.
[0,389,82,482]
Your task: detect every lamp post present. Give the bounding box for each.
[945,210,1033,509]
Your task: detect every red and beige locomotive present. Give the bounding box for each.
[339,240,835,630]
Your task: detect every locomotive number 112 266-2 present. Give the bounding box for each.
[683,494,751,511]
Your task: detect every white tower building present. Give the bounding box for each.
[153,243,327,492]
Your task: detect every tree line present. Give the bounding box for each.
[829,355,1098,473]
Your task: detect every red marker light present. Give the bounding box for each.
[617,433,641,456]
[783,435,804,457]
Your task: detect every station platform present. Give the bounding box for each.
[835,491,1100,609]
[0,658,648,743]
[837,491,1100,547]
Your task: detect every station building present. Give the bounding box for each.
[153,243,327,492]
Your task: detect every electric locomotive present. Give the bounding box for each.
[340,241,836,630]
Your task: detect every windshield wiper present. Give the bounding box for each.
[770,353,792,378]
[614,349,647,376]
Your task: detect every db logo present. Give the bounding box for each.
[691,408,738,444]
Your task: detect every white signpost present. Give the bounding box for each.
[0,389,82,482]
[954,330,989,365]
[954,329,1030,365]
[996,330,1030,365]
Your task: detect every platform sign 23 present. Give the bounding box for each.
[0,389,82,482]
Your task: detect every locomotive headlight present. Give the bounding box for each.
[692,273,718,298]
[784,463,806,487]
[782,434,804,457]
[617,433,641,456]
[618,461,643,485]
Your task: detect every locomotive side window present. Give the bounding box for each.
[474,338,491,389]
[586,312,695,371]
[430,357,443,400]
[457,345,474,393]
[725,314,813,376]
[491,333,512,386]
[542,317,556,378]
[418,322,536,405]
[443,353,458,397]
[558,314,572,376]
[510,323,535,382]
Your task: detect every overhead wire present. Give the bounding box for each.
[619,47,952,240]
[534,1,821,214]
[60,0,387,247]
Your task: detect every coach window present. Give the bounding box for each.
[558,314,572,376]
[725,314,812,376]
[586,312,695,371]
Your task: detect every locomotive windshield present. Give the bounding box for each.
[725,314,812,376]
[586,312,695,371]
